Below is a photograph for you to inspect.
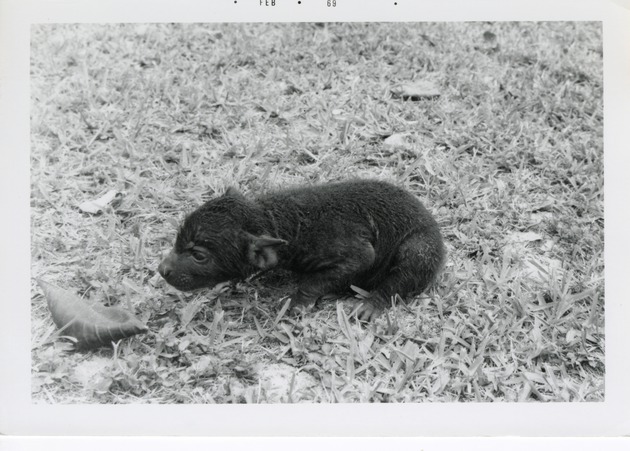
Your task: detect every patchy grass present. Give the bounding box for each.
[30,22,604,403]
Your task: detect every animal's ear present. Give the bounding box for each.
[224,187,245,199]
[246,234,287,270]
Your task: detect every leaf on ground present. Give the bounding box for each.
[478,31,500,53]
[522,257,563,284]
[518,379,533,402]
[78,190,123,214]
[483,31,497,42]
[392,80,441,100]
[258,363,318,402]
[566,328,580,344]
[272,297,291,328]
[506,231,543,243]
[383,133,411,149]
[73,356,113,388]
[179,296,206,329]
[37,279,148,350]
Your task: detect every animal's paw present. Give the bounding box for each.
[353,301,383,322]
[290,302,313,316]
[289,294,317,316]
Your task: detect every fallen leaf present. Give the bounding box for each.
[392,80,441,100]
[37,279,148,350]
[566,328,580,343]
[257,363,317,402]
[530,211,554,225]
[383,133,410,149]
[73,357,113,387]
[78,190,123,214]
[522,257,564,284]
[483,31,497,42]
[506,231,543,243]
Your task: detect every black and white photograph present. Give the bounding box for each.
[2,0,630,440]
[29,20,605,404]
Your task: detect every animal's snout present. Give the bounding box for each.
[157,260,171,278]
[158,252,175,279]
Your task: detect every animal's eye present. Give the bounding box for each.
[191,248,209,263]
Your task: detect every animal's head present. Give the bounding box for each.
[157,188,287,291]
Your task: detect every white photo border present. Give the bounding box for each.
[1,0,628,437]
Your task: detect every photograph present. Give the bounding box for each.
[29,20,605,405]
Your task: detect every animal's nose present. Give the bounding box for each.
[158,259,172,278]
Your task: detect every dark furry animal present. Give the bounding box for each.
[158,180,445,321]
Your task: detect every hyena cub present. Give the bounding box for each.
[158,179,445,321]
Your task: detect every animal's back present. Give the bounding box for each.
[257,180,443,279]
[257,179,438,240]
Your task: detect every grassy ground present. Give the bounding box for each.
[30,22,604,403]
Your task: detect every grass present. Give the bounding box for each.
[30,22,604,403]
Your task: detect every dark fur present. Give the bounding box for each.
[158,180,445,321]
